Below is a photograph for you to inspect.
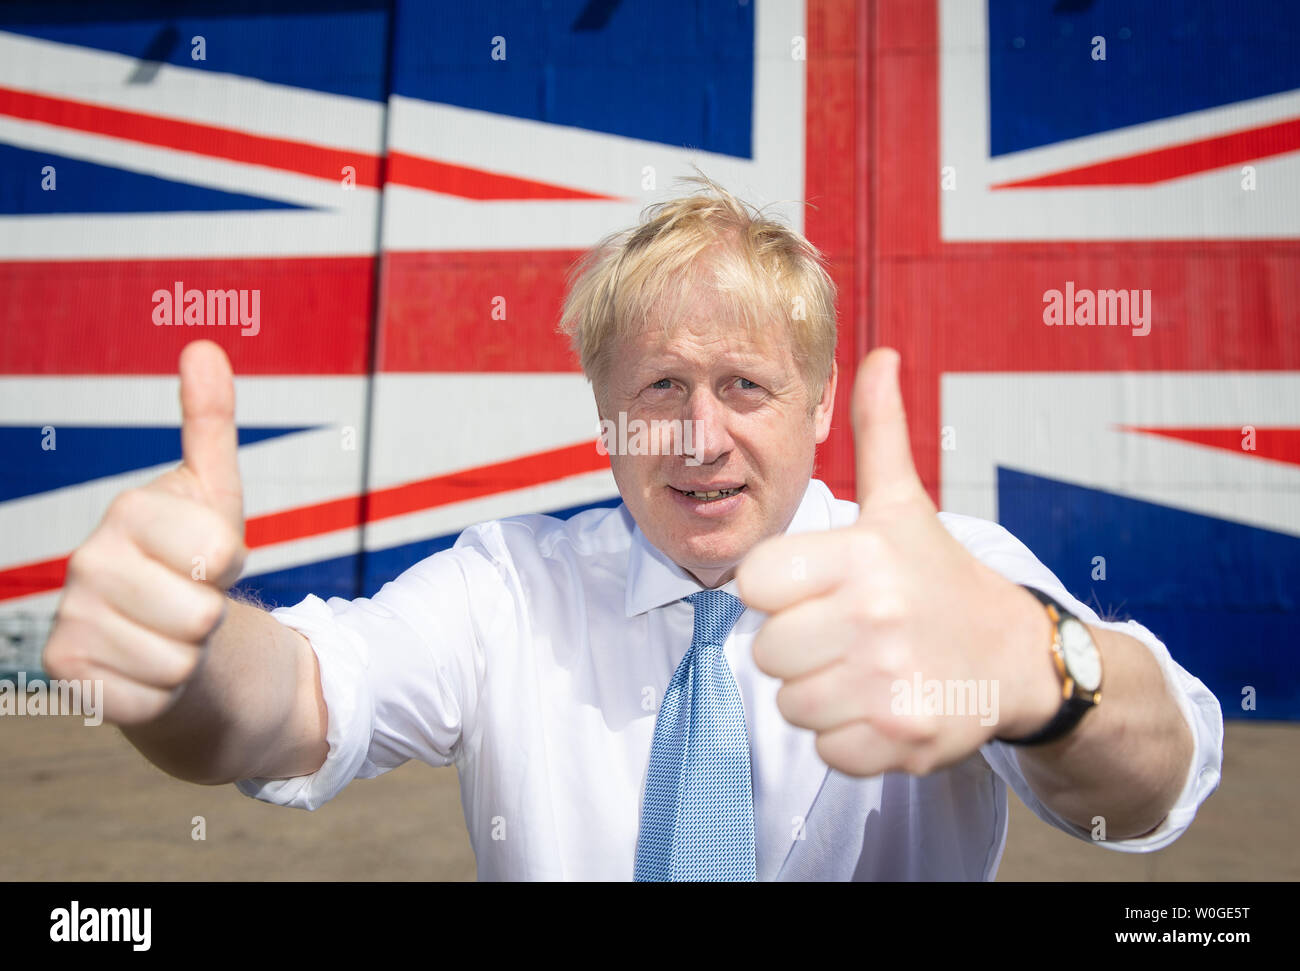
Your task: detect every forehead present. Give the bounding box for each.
[614,286,796,371]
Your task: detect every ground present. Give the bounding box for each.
[0,716,1293,880]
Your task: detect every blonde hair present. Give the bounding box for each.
[558,173,837,398]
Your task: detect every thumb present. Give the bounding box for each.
[178,340,244,531]
[852,347,924,509]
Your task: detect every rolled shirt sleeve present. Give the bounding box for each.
[938,512,1225,852]
[235,528,513,811]
[234,593,374,810]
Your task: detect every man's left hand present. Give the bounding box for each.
[736,349,1059,777]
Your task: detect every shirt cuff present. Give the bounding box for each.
[986,614,1223,853]
[233,594,374,811]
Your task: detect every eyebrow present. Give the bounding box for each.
[632,347,781,374]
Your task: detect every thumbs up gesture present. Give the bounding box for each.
[736,349,1054,776]
[43,341,249,725]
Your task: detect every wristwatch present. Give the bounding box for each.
[996,586,1103,746]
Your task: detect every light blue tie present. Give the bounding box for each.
[634,590,756,881]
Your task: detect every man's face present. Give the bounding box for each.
[594,287,836,588]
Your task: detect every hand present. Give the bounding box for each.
[736,349,1057,776]
[43,340,248,725]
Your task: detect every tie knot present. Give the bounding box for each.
[684,590,746,648]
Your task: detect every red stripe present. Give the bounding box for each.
[0,257,374,375]
[994,118,1300,188]
[801,0,864,504]
[2,250,617,375]
[0,555,67,605]
[1122,426,1300,468]
[0,87,618,199]
[380,249,586,371]
[388,152,621,200]
[0,441,609,602]
[0,85,384,186]
[244,440,608,545]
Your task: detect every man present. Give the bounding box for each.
[44,180,1223,880]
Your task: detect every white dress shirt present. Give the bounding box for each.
[236,479,1224,880]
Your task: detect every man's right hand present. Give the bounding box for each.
[43,340,249,726]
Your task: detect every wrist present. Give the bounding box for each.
[997,584,1062,741]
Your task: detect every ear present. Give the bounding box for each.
[812,360,837,444]
[589,366,612,422]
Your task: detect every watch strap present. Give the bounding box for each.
[1001,693,1095,746]
[996,586,1099,746]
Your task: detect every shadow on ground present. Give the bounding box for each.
[1,717,1293,880]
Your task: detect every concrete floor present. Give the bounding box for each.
[1,715,1294,881]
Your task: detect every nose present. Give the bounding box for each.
[681,388,734,467]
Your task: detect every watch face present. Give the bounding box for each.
[1060,618,1102,693]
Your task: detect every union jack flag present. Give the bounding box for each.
[1,0,1296,719]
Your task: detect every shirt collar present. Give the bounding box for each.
[624,478,836,617]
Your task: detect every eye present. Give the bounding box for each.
[737,378,762,391]
[649,378,673,390]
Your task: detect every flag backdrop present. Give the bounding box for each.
[1,0,1296,719]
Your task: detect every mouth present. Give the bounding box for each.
[671,485,747,503]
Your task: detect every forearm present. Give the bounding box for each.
[1010,623,1194,839]
[120,599,329,786]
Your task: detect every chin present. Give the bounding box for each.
[668,533,750,578]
